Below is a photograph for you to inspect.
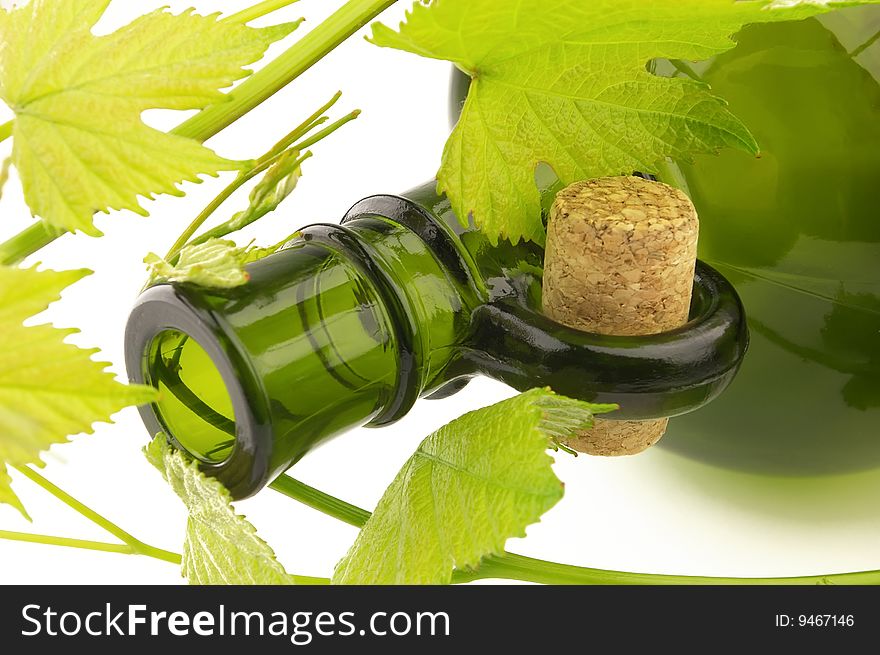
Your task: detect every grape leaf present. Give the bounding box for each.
[332,389,616,585]
[0,265,156,516]
[145,436,297,585]
[145,239,256,289]
[0,0,300,235]
[371,0,877,244]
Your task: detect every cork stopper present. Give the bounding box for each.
[543,176,699,455]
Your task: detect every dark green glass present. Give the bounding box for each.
[126,186,746,497]
[652,8,880,475]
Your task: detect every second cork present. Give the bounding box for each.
[542,176,699,456]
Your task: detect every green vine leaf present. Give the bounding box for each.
[332,389,616,585]
[145,239,259,289]
[145,436,298,585]
[0,0,300,235]
[371,0,877,244]
[0,265,156,516]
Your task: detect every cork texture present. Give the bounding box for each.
[543,176,699,456]
[564,418,670,457]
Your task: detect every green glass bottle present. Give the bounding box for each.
[652,8,880,475]
[126,184,746,498]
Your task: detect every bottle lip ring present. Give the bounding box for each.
[339,192,485,426]
[124,284,273,499]
[343,193,479,292]
[298,222,422,427]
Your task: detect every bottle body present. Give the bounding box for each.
[656,9,880,475]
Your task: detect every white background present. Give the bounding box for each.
[2,0,880,585]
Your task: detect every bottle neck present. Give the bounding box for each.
[126,198,478,498]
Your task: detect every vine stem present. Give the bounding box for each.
[173,0,396,143]
[0,156,10,199]
[290,110,360,151]
[455,552,880,586]
[9,465,181,565]
[262,91,342,161]
[226,0,302,25]
[0,530,151,558]
[187,152,312,247]
[0,222,63,266]
[269,475,880,585]
[163,165,269,262]
[271,476,370,528]
[0,119,11,144]
[654,158,689,192]
[668,58,703,82]
[0,0,397,266]
[164,107,358,262]
[849,28,880,59]
[0,466,331,581]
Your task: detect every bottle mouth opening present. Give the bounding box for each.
[125,284,272,499]
[147,329,237,465]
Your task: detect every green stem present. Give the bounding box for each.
[668,58,703,82]
[0,156,10,201]
[455,552,880,586]
[173,0,395,143]
[169,106,357,258]
[0,530,137,556]
[292,109,360,151]
[293,575,332,586]
[226,0,302,25]
[270,474,880,586]
[270,475,371,528]
[12,465,181,565]
[189,152,313,246]
[0,0,393,266]
[850,28,880,59]
[0,221,61,266]
[262,91,342,162]
[654,157,689,192]
[163,148,295,262]
[164,167,265,262]
[0,119,11,144]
